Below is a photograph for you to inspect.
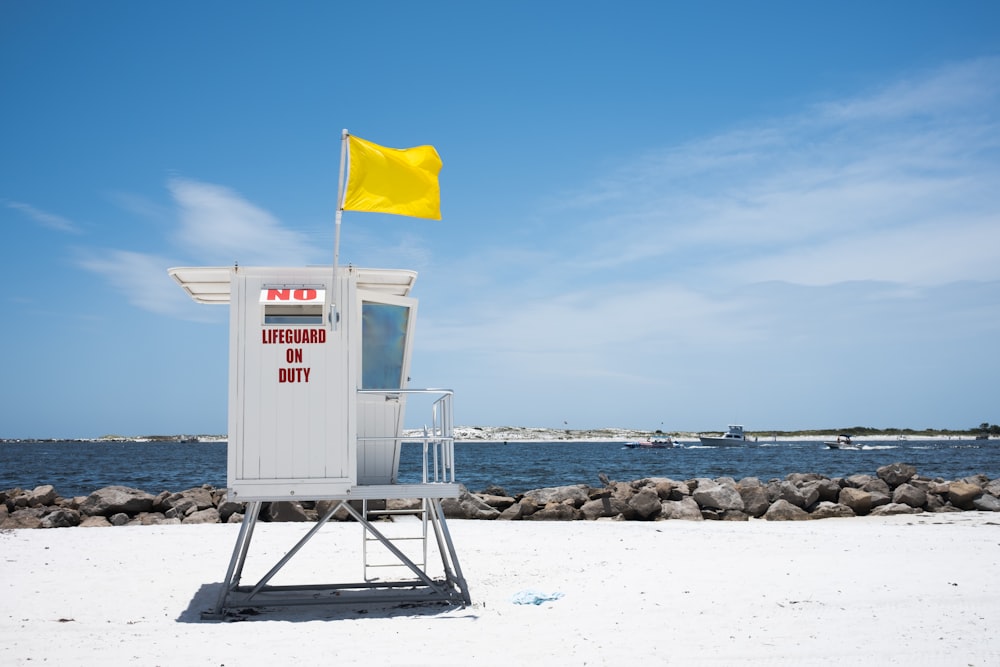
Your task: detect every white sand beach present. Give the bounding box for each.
[3,513,999,666]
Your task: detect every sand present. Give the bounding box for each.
[3,512,999,666]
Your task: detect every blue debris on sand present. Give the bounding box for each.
[511,590,565,605]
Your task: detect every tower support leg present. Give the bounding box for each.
[201,496,470,619]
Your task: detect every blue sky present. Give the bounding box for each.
[2,1,999,438]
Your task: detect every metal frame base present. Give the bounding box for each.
[202,498,470,620]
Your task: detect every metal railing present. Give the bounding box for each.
[356,388,455,484]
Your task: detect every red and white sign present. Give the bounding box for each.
[259,288,325,304]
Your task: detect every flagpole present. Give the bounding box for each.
[332,128,349,327]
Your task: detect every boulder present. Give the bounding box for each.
[868,491,892,509]
[188,486,218,509]
[649,478,677,500]
[786,472,826,485]
[184,508,221,524]
[109,512,131,526]
[40,508,80,528]
[692,480,745,512]
[972,494,1000,512]
[870,503,922,516]
[2,507,46,529]
[667,482,691,500]
[844,474,874,489]
[838,487,872,516]
[315,499,352,521]
[217,500,244,523]
[925,493,950,512]
[79,515,111,527]
[476,494,516,511]
[386,498,422,512]
[763,499,812,521]
[660,498,703,521]
[877,463,917,489]
[690,477,714,490]
[164,499,198,518]
[738,484,771,518]
[765,479,783,503]
[928,481,952,497]
[497,502,527,520]
[516,497,540,517]
[777,481,818,510]
[856,478,891,509]
[29,484,58,507]
[523,502,581,521]
[159,486,219,517]
[892,483,927,509]
[580,496,633,520]
[79,486,155,517]
[961,474,990,487]
[266,501,309,522]
[860,478,891,496]
[441,488,501,520]
[948,481,982,510]
[522,485,590,508]
[628,488,663,520]
[608,481,636,503]
[152,490,172,511]
[810,502,855,519]
[808,479,842,503]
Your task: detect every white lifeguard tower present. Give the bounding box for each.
[169,263,470,618]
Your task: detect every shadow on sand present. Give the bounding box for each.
[177,582,477,623]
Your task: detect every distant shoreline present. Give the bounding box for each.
[450,427,992,443]
[1,428,992,444]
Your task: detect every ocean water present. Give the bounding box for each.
[1,438,996,499]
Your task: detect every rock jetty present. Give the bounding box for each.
[2,462,998,529]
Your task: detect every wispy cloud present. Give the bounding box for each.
[168,177,324,266]
[817,56,1000,122]
[78,176,327,318]
[552,57,1000,288]
[77,249,214,321]
[4,200,81,234]
[413,57,1000,408]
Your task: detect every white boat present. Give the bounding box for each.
[698,425,746,447]
[824,434,862,450]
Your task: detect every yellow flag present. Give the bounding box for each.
[342,135,442,220]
